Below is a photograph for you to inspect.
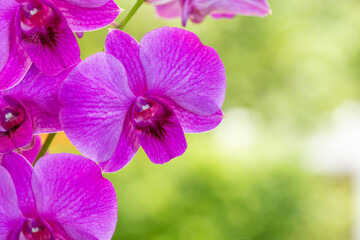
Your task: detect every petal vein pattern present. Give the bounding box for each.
[0,153,118,240]
[150,0,271,26]
[140,27,226,116]
[0,0,121,89]
[60,53,135,163]
[60,27,226,172]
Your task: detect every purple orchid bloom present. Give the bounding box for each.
[0,152,117,239]
[60,27,226,172]
[0,0,121,90]
[148,0,271,26]
[0,64,70,154]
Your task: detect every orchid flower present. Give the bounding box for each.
[60,27,226,172]
[148,0,271,26]
[0,0,121,90]
[0,152,117,239]
[0,65,70,154]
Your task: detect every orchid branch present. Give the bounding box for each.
[118,0,145,30]
[33,133,57,166]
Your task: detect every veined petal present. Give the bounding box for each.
[0,166,25,240]
[134,96,187,164]
[1,152,37,218]
[55,0,121,32]
[153,0,182,19]
[4,64,73,134]
[169,100,224,133]
[181,0,191,26]
[105,29,146,96]
[194,0,272,18]
[0,2,14,71]
[0,22,10,73]
[60,52,135,162]
[32,154,118,240]
[15,0,80,75]
[100,109,140,172]
[140,27,226,116]
[0,24,31,90]
[51,0,110,8]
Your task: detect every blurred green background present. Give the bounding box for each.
[47,0,360,239]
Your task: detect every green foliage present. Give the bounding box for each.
[106,152,306,240]
[105,148,351,240]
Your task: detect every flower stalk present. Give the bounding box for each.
[33,133,57,166]
[118,0,145,30]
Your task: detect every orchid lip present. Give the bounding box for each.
[0,103,25,134]
[20,0,55,35]
[21,217,52,240]
[132,96,172,139]
[133,96,156,124]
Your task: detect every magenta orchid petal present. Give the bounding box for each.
[184,0,271,24]
[15,136,42,164]
[1,152,37,218]
[15,0,80,76]
[0,27,31,90]
[2,0,121,88]
[0,0,20,70]
[0,96,33,154]
[60,53,135,163]
[0,22,10,72]
[55,0,121,32]
[0,153,118,239]
[4,64,72,134]
[140,27,226,116]
[150,0,271,25]
[0,137,16,154]
[153,0,182,19]
[170,102,224,133]
[100,110,141,172]
[133,96,187,164]
[204,0,272,17]
[32,154,118,239]
[26,103,63,134]
[181,0,191,26]
[0,166,25,240]
[211,13,236,19]
[51,0,110,8]
[105,29,147,95]
[10,221,25,240]
[75,31,83,38]
[1,63,68,153]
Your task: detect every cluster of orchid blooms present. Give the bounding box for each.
[0,0,271,239]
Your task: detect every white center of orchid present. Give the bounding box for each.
[141,104,150,111]
[31,227,41,233]
[4,112,14,122]
[30,8,39,16]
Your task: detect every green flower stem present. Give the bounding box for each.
[33,133,57,166]
[119,0,145,30]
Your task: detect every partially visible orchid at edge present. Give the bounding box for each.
[0,0,121,90]
[0,152,117,239]
[147,0,271,26]
[0,65,70,159]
